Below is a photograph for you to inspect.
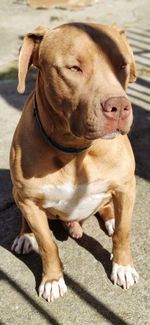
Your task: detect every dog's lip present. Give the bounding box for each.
[71,125,127,141]
[84,129,126,140]
[99,131,121,140]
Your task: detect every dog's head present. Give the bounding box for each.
[17,23,136,140]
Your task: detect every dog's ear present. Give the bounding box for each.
[17,25,47,94]
[120,31,137,83]
[112,24,137,83]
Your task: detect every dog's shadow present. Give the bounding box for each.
[73,232,111,277]
[13,220,111,291]
[20,236,111,293]
[51,219,111,275]
[0,169,111,290]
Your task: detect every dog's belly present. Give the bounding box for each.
[40,180,111,221]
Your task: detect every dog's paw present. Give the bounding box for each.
[11,234,39,254]
[111,263,139,289]
[105,218,115,236]
[39,278,67,302]
[63,221,83,239]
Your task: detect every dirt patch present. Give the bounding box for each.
[28,0,95,10]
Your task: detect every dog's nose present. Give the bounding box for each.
[102,97,131,120]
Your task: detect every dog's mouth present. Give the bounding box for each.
[71,125,127,141]
[71,117,129,141]
[84,129,126,140]
[99,131,123,140]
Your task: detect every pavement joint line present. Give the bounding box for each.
[65,273,130,325]
[0,266,130,325]
[0,268,61,325]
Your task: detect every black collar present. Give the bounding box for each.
[33,95,89,154]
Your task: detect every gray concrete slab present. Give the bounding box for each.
[0,1,150,324]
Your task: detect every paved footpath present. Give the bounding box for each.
[0,1,150,324]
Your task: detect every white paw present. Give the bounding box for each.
[105,218,115,236]
[11,234,39,254]
[111,263,139,289]
[39,278,67,302]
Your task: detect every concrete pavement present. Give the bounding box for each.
[0,1,150,324]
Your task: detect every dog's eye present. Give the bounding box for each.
[120,62,128,70]
[68,65,82,72]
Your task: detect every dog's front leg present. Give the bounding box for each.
[111,176,139,289]
[12,198,67,302]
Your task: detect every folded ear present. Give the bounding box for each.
[17,25,48,94]
[128,58,137,83]
[112,24,137,83]
[121,32,137,83]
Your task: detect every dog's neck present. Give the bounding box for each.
[35,80,92,153]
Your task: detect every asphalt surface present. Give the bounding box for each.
[0,1,150,324]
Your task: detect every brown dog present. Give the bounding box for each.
[10,22,139,302]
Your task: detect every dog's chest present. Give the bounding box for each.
[40,180,110,221]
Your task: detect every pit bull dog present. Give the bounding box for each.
[10,22,139,302]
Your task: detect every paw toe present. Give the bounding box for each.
[39,277,67,302]
[111,263,139,289]
[11,234,38,254]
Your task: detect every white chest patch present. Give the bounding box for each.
[40,180,110,221]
